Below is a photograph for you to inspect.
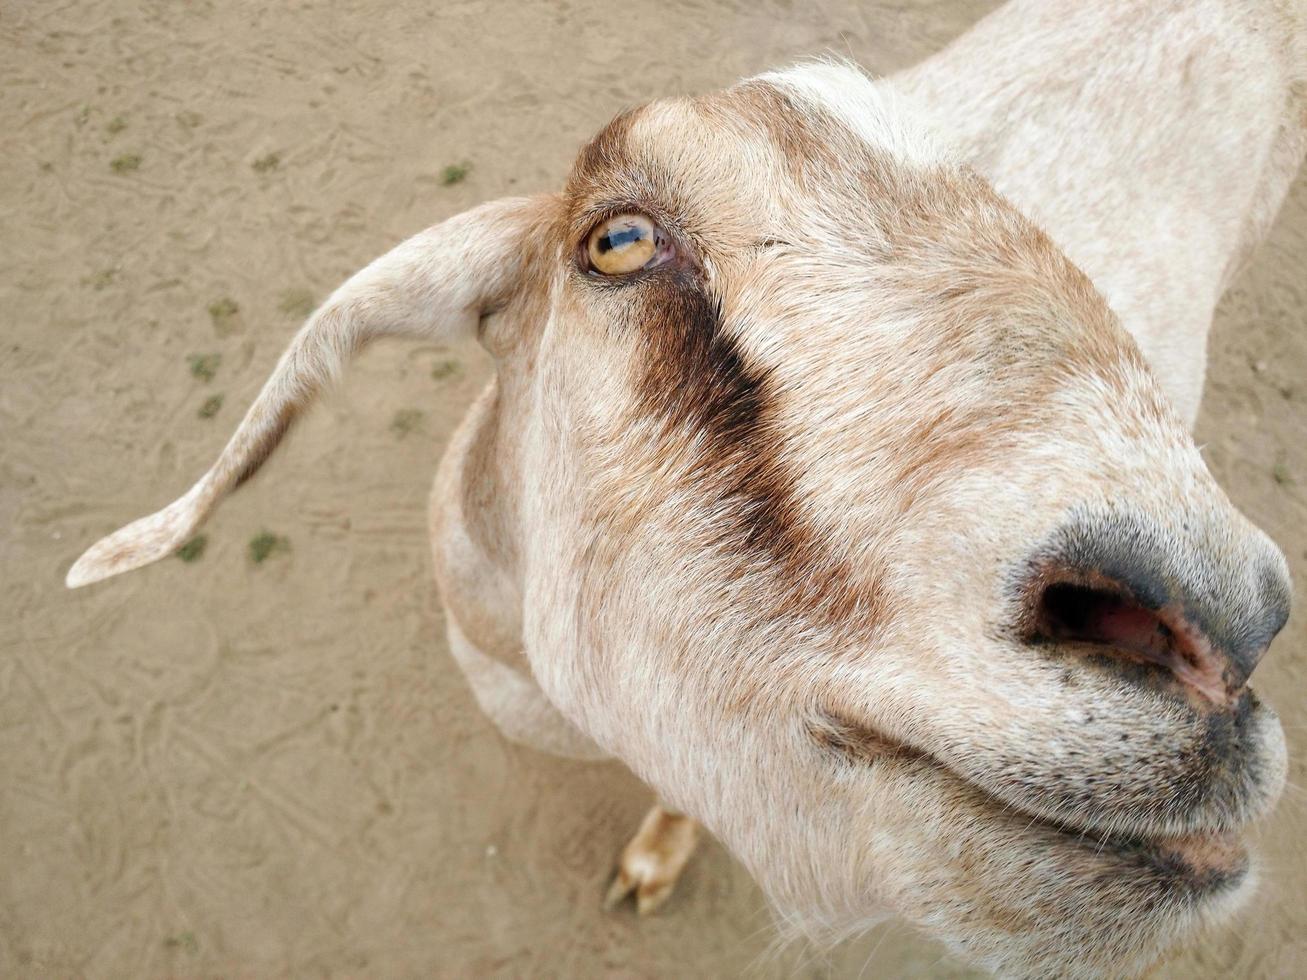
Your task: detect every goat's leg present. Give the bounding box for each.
[603,803,699,915]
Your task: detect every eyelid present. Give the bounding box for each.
[570,194,691,249]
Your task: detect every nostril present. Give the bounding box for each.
[1031,581,1229,705]
[1037,583,1164,649]
[1022,512,1290,706]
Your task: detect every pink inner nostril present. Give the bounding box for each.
[1035,583,1228,704]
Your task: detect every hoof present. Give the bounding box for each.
[603,805,699,915]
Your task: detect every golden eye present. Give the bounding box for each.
[585,213,664,275]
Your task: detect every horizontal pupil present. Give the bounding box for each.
[599,226,648,253]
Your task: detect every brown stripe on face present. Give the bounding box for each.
[632,274,765,461]
[626,271,884,633]
[564,94,913,640]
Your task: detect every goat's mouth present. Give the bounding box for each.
[810,712,1252,893]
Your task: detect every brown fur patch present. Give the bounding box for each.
[561,97,892,638]
[620,270,887,632]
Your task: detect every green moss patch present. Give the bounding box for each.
[390,408,424,438]
[249,531,290,564]
[86,269,117,290]
[207,297,240,333]
[176,536,208,563]
[440,161,471,185]
[198,393,224,419]
[188,352,221,382]
[431,359,461,381]
[163,931,198,953]
[109,153,141,174]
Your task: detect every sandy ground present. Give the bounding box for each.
[2,1,1306,977]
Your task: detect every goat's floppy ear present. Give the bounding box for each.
[66,194,555,588]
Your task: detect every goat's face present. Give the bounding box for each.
[516,69,1291,975]
[69,64,1292,977]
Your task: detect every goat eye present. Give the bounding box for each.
[585,213,667,276]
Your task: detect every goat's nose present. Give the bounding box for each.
[1022,514,1291,705]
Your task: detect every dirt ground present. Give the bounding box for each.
[2,1,1305,977]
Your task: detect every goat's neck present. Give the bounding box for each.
[893,0,1307,427]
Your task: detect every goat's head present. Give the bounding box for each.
[68,64,1291,977]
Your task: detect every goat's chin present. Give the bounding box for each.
[792,754,1261,979]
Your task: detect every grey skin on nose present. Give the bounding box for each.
[1017,509,1292,704]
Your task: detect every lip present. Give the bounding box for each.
[811,711,1252,890]
[1059,819,1250,893]
[1144,829,1250,888]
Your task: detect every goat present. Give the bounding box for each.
[66,0,1306,975]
